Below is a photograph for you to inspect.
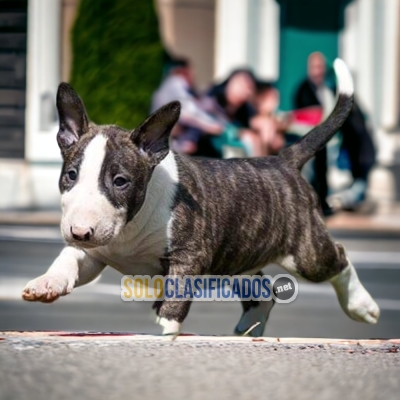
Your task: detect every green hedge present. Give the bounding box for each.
[70,0,164,128]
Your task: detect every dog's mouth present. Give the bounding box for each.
[61,215,125,249]
[63,230,116,249]
[67,240,101,249]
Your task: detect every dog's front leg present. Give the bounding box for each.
[22,246,105,303]
[154,269,198,336]
[155,300,192,336]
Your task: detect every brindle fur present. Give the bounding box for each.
[157,147,349,322]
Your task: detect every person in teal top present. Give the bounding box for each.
[207,69,263,157]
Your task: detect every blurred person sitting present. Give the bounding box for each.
[250,81,286,156]
[151,57,224,155]
[207,69,266,157]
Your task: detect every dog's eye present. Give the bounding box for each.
[113,176,129,188]
[67,169,78,181]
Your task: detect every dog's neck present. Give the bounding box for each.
[112,151,179,246]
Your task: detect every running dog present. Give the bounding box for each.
[22,59,379,336]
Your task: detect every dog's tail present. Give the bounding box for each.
[279,59,354,170]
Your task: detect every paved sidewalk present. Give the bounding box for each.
[326,202,400,233]
[1,332,399,400]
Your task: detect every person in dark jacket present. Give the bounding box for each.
[294,52,376,214]
[294,52,335,215]
[331,100,376,211]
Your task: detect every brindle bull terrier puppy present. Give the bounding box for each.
[22,59,379,336]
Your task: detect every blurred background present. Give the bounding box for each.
[0,0,400,338]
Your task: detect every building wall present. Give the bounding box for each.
[214,0,279,82]
[0,0,27,159]
[0,0,62,210]
[340,0,400,168]
[156,0,216,89]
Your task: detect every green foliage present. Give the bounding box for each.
[70,0,164,128]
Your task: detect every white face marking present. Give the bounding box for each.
[61,134,125,247]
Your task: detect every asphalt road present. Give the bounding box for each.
[0,225,399,339]
[1,335,399,400]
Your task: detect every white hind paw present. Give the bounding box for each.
[346,287,380,324]
[330,264,380,324]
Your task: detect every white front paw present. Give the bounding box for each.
[156,317,181,337]
[22,275,72,303]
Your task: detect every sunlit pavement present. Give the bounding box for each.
[1,332,399,400]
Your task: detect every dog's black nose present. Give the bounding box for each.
[70,226,94,242]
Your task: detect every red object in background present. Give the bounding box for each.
[291,106,323,126]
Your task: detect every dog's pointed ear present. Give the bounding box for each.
[56,83,89,151]
[131,101,180,159]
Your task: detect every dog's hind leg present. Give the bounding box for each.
[278,231,379,324]
[235,298,275,337]
[329,243,379,324]
[234,271,275,337]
